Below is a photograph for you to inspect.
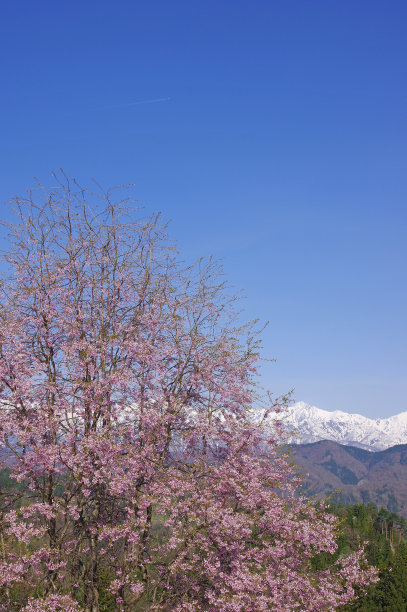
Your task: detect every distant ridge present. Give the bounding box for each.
[293,440,407,516]
[282,401,407,451]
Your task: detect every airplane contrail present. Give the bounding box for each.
[126,96,171,106]
[94,97,172,112]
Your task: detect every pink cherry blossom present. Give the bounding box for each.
[0,177,376,611]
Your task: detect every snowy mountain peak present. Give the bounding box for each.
[283,402,407,451]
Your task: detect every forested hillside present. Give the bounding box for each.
[293,440,407,516]
[327,503,407,611]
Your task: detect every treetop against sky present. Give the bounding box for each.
[0,183,376,611]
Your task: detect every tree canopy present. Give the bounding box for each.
[0,177,375,611]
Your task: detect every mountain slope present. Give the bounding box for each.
[283,402,407,451]
[292,440,407,516]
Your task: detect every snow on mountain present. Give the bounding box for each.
[282,401,407,451]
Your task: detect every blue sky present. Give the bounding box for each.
[0,1,406,417]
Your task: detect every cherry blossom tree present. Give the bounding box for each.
[0,176,375,611]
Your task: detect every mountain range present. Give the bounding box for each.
[292,440,407,516]
[281,402,407,515]
[282,401,407,451]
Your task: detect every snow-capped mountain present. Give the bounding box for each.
[283,401,407,451]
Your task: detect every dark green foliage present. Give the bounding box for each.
[98,570,116,612]
[0,468,25,492]
[329,503,407,611]
[340,466,359,485]
[387,493,400,513]
[321,458,359,484]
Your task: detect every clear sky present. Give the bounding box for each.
[0,1,406,418]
